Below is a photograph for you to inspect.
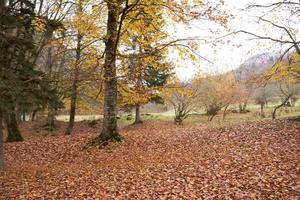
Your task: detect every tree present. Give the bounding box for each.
[63,0,104,134]
[118,4,172,124]
[86,0,228,145]
[163,80,197,125]
[0,0,64,141]
[194,73,241,121]
[253,87,269,117]
[272,81,300,119]
[64,0,84,135]
[94,0,125,144]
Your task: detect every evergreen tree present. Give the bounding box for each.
[0,0,63,142]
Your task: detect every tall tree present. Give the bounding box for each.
[0,0,64,141]
[96,0,124,143]
[65,0,83,135]
[88,0,228,145]
[63,0,105,134]
[119,6,172,124]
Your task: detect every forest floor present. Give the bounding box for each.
[0,119,300,199]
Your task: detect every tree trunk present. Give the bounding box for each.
[174,116,183,125]
[208,114,216,121]
[47,108,55,131]
[0,106,5,168]
[260,104,264,117]
[272,95,291,120]
[31,108,38,121]
[6,110,23,142]
[98,1,122,143]
[223,105,229,120]
[239,102,247,113]
[242,102,247,111]
[15,104,21,124]
[65,79,78,135]
[65,22,82,135]
[22,110,26,122]
[134,104,143,124]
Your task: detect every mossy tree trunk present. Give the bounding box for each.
[98,1,123,143]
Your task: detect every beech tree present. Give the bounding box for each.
[89,0,228,145]
[118,5,172,124]
[64,0,104,134]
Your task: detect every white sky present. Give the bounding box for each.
[173,0,299,80]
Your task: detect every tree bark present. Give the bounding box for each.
[174,116,183,125]
[6,109,23,142]
[0,106,5,168]
[239,104,242,112]
[98,1,122,143]
[134,104,143,124]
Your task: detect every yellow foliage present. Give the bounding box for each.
[31,17,47,32]
[267,53,300,83]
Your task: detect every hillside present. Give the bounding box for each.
[234,52,278,80]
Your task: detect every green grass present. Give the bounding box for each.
[56,103,300,129]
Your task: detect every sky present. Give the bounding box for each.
[173,0,298,80]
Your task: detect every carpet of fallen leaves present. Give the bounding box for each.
[0,119,300,199]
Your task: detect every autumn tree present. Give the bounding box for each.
[118,5,172,124]
[194,73,242,121]
[85,0,228,145]
[64,0,104,134]
[270,68,300,119]
[162,80,197,125]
